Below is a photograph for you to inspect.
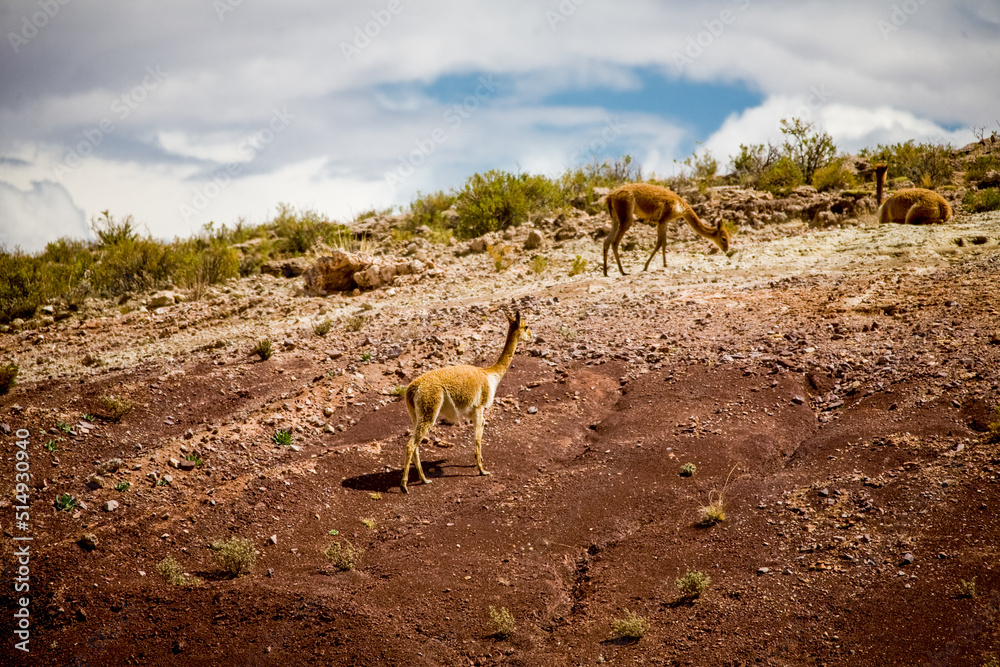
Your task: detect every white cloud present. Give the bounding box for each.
[0,180,88,250]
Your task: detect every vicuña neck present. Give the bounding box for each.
[486,322,520,377]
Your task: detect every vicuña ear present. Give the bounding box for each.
[505,310,515,324]
[514,309,521,324]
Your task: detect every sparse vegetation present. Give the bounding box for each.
[343,315,365,332]
[114,481,130,492]
[609,610,650,641]
[676,570,711,598]
[312,318,333,336]
[44,440,58,453]
[390,385,406,397]
[560,155,640,211]
[360,517,376,530]
[95,394,133,422]
[955,577,978,598]
[778,117,838,186]
[487,242,514,272]
[698,495,726,526]
[679,462,697,477]
[530,254,548,274]
[55,493,78,512]
[569,255,587,276]
[271,429,292,446]
[0,362,18,395]
[488,606,515,640]
[157,556,202,586]
[324,540,363,571]
[210,537,256,577]
[360,352,372,363]
[989,405,1000,443]
[757,156,805,195]
[858,140,954,188]
[57,421,72,433]
[251,339,273,360]
[454,169,562,239]
[963,187,1000,213]
[184,453,203,466]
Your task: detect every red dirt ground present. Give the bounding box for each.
[3,215,1000,666]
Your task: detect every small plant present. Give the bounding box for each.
[360,517,376,529]
[390,385,406,397]
[487,242,514,272]
[44,440,58,453]
[251,339,273,360]
[360,352,372,363]
[114,481,130,492]
[369,492,382,500]
[530,254,548,274]
[698,494,726,526]
[989,405,1000,443]
[676,569,711,598]
[156,556,202,586]
[609,610,650,641]
[343,315,365,332]
[569,255,587,277]
[0,362,19,395]
[488,605,515,640]
[324,539,362,571]
[96,394,133,422]
[210,537,256,577]
[57,421,72,433]
[156,477,171,487]
[757,155,805,195]
[184,453,203,466]
[983,653,1000,667]
[557,326,578,342]
[55,493,78,512]
[271,429,292,446]
[955,577,978,598]
[312,318,333,337]
[82,413,95,422]
[327,529,340,536]
[679,462,697,477]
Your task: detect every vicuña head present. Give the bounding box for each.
[874,162,952,225]
[603,182,730,277]
[399,309,532,493]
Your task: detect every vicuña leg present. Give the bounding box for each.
[643,216,672,271]
[473,406,489,476]
[604,197,635,276]
[401,392,440,492]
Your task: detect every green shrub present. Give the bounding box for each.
[676,570,711,598]
[811,157,858,191]
[454,170,561,239]
[0,362,18,395]
[271,429,292,445]
[95,394,134,422]
[559,155,641,210]
[964,155,1000,183]
[488,606,515,639]
[955,577,978,598]
[324,540,362,571]
[610,610,649,641]
[858,140,954,188]
[730,142,780,188]
[530,255,548,274]
[157,556,202,586]
[779,117,837,185]
[757,156,804,195]
[90,236,176,296]
[251,339,273,360]
[312,318,333,337]
[679,462,696,477]
[210,537,256,577]
[568,255,587,277]
[0,250,49,323]
[963,188,1000,213]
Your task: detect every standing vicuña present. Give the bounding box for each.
[874,163,952,224]
[399,310,532,493]
[603,182,730,277]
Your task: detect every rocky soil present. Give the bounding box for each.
[3,202,1000,666]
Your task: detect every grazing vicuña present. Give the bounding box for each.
[875,163,952,225]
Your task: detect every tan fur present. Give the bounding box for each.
[400,311,531,493]
[603,183,730,277]
[874,163,952,225]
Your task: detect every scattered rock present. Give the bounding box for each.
[103,500,120,512]
[302,250,374,295]
[78,533,99,551]
[523,229,544,250]
[85,475,105,490]
[148,291,181,308]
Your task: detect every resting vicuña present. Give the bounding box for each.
[874,163,952,225]
[603,182,730,277]
[400,310,531,493]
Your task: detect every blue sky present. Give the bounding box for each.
[1,0,997,252]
